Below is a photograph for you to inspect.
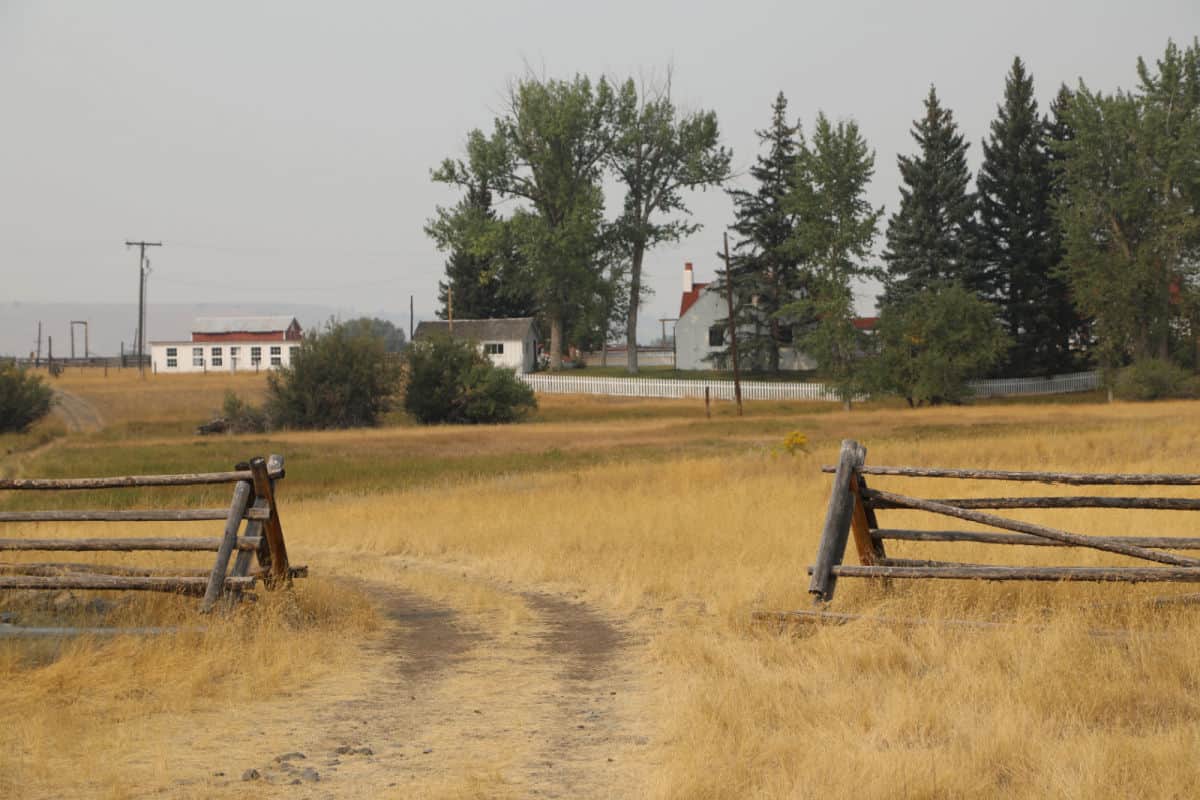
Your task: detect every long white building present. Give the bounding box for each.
[149,316,302,374]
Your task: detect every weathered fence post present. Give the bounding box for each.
[809,440,866,602]
[250,455,290,588]
[201,480,252,612]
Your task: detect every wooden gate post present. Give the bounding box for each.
[809,440,866,602]
[201,480,252,612]
[249,456,290,588]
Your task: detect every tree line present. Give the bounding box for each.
[429,38,1200,401]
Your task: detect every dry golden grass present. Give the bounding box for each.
[5,368,1200,797]
[0,578,377,799]
[52,368,269,433]
[270,401,1200,798]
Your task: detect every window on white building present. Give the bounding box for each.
[708,326,724,347]
[166,347,177,369]
[192,347,204,367]
[250,346,262,365]
[211,346,223,367]
[270,345,282,366]
[484,342,504,355]
[289,346,299,362]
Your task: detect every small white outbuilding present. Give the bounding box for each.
[413,317,538,374]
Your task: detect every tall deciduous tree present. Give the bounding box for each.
[1055,39,1200,371]
[715,92,807,373]
[434,75,616,369]
[883,87,982,305]
[977,57,1080,377]
[607,75,732,373]
[786,113,884,406]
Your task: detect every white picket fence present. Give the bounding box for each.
[967,371,1100,398]
[519,370,1100,402]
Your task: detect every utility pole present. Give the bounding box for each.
[126,240,162,378]
[723,232,743,417]
[409,295,414,341]
[35,322,42,367]
[448,284,454,335]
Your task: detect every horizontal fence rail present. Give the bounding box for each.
[0,465,285,492]
[0,508,273,523]
[826,465,1200,486]
[520,370,1100,402]
[810,564,1200,583]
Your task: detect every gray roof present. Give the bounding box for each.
[413,317,536,342]
[193,315,299,334]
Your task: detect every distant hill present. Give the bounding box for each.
[0,302,423,358]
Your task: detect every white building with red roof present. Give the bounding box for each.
[149,316,303,374]
[673,262,876,371]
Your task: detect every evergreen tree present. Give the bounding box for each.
[785,113,884,406]
[977,57,1079,376]
[883,87,982,305]
[426,147,536,321]
[713,92,807,373]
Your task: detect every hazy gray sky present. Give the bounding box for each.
[3,1,1196,342]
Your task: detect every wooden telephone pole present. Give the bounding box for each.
[723,232,743,416]
[126,240,162,378]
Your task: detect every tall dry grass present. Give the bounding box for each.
[267,400,1200,798]
[6,374,1200,797]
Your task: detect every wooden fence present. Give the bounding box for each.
[0,454,303,619]
[806,439,1200,602]
[520,371,1100,402]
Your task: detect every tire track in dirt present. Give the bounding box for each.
[161,565,653,799]
[520,592,641,798]
[1,390,103,479]
[51,389,104,433]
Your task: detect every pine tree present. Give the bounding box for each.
[715,92,807,373]
[882,87,982,305]
[786,113,884,405]
[428,170,536,321]
[977,58,1079,376]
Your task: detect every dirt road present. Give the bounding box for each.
[162,558,656,799]
[51,389,105,433]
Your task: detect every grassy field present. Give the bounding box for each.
[3,368,1200,797]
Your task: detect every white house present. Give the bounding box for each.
[673,263,876,371]
[413,317,538,374]
[150,316,303,374]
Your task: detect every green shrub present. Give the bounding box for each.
[265,321,402,429]
[868,283,1010,407]
[0,362,54,433]
[1113,359,1198,401]
[404,334,536,424]
[221,390,268,433]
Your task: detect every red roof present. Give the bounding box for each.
[680,283,710,317]
[852,316,878,331]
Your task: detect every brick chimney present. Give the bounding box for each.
[683,262,694,293]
